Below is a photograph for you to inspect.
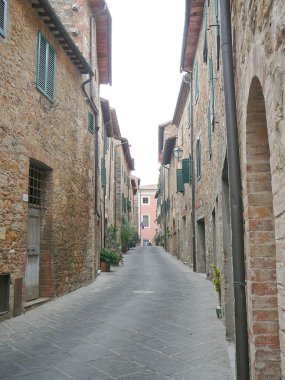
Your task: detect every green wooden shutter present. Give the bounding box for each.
[203,3,208,63]
[0,0,7,37]
[209,55,215,125]
[176,169,184,193]
[182,158,190,184]
[214,0,220,71]
[88,112,95,133]
[194,61,199,103]
[196,139,202,178]
[188,99,192,126]
[208,101,212,159]
[189,155,193,182]
[46,45,56,100]
[36,32,56,101]
[37,33,47,94]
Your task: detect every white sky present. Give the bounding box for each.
[101,0,185,186]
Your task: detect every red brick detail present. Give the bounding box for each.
[39,252,54,298]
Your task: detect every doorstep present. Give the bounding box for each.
[24,297,51,311]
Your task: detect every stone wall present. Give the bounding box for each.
[0,0,97,316]
[232,0,285,377]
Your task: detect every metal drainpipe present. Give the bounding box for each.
[220,0,250,378]
[189,70,196,272]
[90,16,100,221]
[162,165,169,251]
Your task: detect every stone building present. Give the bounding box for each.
[157,0,285,378]
[0,0,112,319]
[110,108,135,249]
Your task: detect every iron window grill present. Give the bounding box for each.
[29,162,48,208]
[0,274,10,314]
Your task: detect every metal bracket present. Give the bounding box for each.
[233,281,247,287]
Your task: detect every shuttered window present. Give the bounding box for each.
[209,55,215,126]
[214,0,220,71]
[196,139,202,179]
[194,60,199,104]
[176,169,184,193]
[101,158,106,188]
[36,32,56,101]
[0,0,7,37]
[203,2,208,63]
[208,101,212,160]
[182,158,191,184]
[88,112,95,133]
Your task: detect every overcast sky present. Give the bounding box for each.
[101,0,185,186]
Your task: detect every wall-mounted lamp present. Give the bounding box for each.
[173,146,183,161]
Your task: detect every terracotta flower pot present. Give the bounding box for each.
[100,261,110,272]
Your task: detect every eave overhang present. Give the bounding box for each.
[31,0,93,75]
[172,76,190,126]
[180,0,205,72]
[158,121,172,162]
[100,98,113,137]
[121,138,135,171]
[131,178,138,194]
[89,0,112,85]
[162,137,176,165]
[110,108,121,138]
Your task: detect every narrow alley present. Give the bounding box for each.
[0,247,233,380]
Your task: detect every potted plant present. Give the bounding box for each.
[212,264,222,318]
[100,248,122,272]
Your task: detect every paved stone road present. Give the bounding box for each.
[0,247,234,380]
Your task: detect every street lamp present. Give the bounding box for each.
[173,146,183,161]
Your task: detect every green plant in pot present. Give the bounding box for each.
[212,264,222,318]
[100,248,122,272]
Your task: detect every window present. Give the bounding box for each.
[182,157,191,183]
[194,60,199,103]
[214,0,220,71]
[142,215,150,228]
[203,2,208,63]
[208,101,212,159]
[88,112,95,133]
[176,169,184,193]
[209,55,215,125]
[0,0,7,37]
[36,32,56,101]
[29,160,49,208]
[142,197,149,205]
[196,139,202,179]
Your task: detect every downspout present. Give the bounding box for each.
[189,70,196,272]
[220,1,249,378]
[90,15,100,220]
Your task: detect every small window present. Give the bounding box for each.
[29,160,49,208]
[142,215,150,228]
[142,197,149,205]
[36,32,56,101]
[203,2,208,63]
[196,139,202,179]
[0,0,7,37]
[176,169,184,193]
[88,112,95,133]
[194,60,199,104]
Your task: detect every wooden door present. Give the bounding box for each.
[25,209,40,301]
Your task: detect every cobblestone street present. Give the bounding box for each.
[0,247,234,380]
